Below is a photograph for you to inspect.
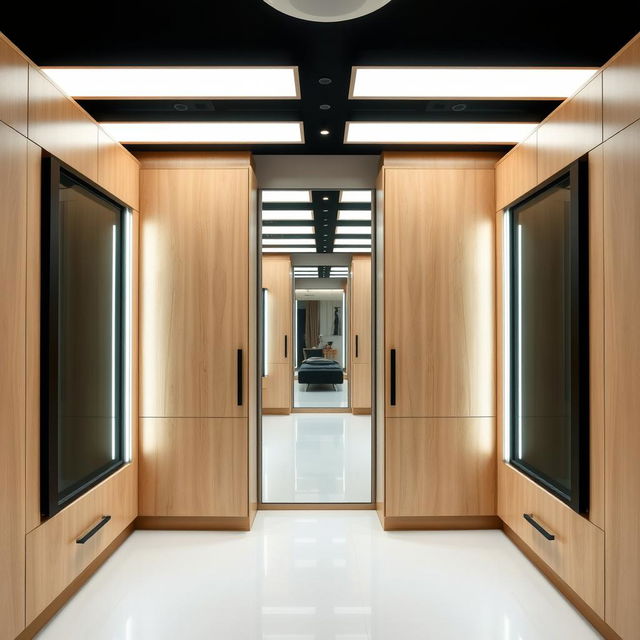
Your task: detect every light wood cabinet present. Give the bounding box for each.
[139,160,250,418]
[97,129,140,210]
[603,119,640,639]
[537,74,603,183]
[26,465,137,623]
[603,33,640,141]
[0,33,28,135]
[386,418,496,517]
[0,119,27,640]
[27,66,99,181]
[495,131,537,210]
[384,165,496,418]
[262,255,292,412]
[139,418,248,517]
[350,255,371,412]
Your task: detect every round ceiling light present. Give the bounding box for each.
[262,0,393,22]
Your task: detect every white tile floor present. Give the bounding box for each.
[262,413,371,503]
[294,380,349,408]
[37,511,601,640]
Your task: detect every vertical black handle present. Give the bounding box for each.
[284,335,288,359]
[237,349,243,406]
[390,348,396,406]
[355,334,359,358]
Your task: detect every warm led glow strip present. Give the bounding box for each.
[262,211,314,221]
[345,122,537,144]
[262,190,311,202]
[42,67,300,99]
[101,121,304,144]
[350,67,597,99]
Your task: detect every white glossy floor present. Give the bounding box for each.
[294,379,349,408]
[262,413,371,503]
[37,511,601,640]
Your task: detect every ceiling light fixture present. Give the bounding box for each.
[322,196,329,200]
[263,247,317,253]
[350,67,598,99]
[340,191,372,203]
[333,247,372,253]
[320,129,330,136]
[338,211,371,221]
[100,122,304,144]
[42,67,300,99]
[262,0,393,22]
[335,238,372,245]
[344,121,537,144]
[336,226,372,234]
[262,211,314,221]
[262,225,315,234]
[262,190,311,203]
[262,238,316,245]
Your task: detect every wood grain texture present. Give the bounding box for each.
[25,140,42,534]
[385,418,496,517]
[375,168,385,515]
[588,147,605,531]
[382,151,501,169]
[139,418,248,517]
[498,463,604,617]
[135,151,252,169]
[350,255,371,410]
[25,464,137,623]
[135,516,251,530]
[495,131,538,210]
[537,73,603,183]
[495,209,505,464]
[139,167,249,418]
[383,515,500,531]
[384,167,496,418]
[0,33,28,135]
[603,33,640,141]
[0,120,27,640]
[27,66,99,181]
[262,363,292,411]
[603,119,640,639]
[97,129,140,209]
[248,168,258,523]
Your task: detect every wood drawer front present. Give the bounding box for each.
[498,464,604,617]
[26,465,137,622]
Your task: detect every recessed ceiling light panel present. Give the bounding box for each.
[345,121,537,144]
[262,225,315,234]
[262,211,314,221]
[42,67,300,99]
[263,247,317,253]
[335,238,371,245]
[262,0,393,23]
[340,191,372,203]
[350,67,598,99]
[338,211,371,221]
[262,238,316,245]
[336,226,372,234]
[100,122,304,144]
[334,247,372,253]
[262,190,311,203]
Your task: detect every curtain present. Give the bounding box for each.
[305,300,320,348]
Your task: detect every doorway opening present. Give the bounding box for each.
[258,188,374,506]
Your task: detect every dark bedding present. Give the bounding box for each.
[298,358,344,385]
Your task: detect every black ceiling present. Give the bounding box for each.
[2,1,639,154]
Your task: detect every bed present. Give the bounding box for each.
[297,357,344,389]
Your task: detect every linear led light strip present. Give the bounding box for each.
[350,67,598,99]
[263,247,317,253]
[338,211,371,221]
[345,122,538,144]
[340,191,372,203]
[262,190,311,203]
[333,247,372,253]
[262,238,316,246]
[262,211,314,221]
[335,226,371,235]
[101,122,304,144]
[262,225,315,235]
[42,67,300,99]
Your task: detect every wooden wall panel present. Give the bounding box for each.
[0,33,28,135]
[384,167,496,418]
[603,33,640,141]
[139,167,249,418]
[262,363,291,410]
[603,119,640,639]
[385,418,496,517]
[537,74,603,183]
[495,131,537,210]
[350,255,371,411]
[97,130,140,209]
[25,465,137,623]
[139,418,248,517]
[262,255,292,367]
[0,119,27,640]
[27,66,99,181]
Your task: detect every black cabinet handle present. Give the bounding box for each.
[76,515,111,544]
[355,334,359,358]
[284,335,288,359]
[237,349,243,406]
[523,513,555,541]
[390,348,396,406]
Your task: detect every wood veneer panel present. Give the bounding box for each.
[262,255,292,367]
[350,255,371,411]
[0,33,28,135]
[97,129,140,209]
[139,167,249,418]
[384,168,495,418]
[139,418,248,517]
[27,66,99,181]
[382,151,501,169]
[603,33,640,141]
[385,418,496,517]
[495,131,537,210]
[135,151,252,169]
[603,119,640,639]
[537,74,603,183]
[262,363,292,412]
[0,119,27,640]
[498,463,604,617]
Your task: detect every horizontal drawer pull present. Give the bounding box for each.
[76,515,111,544]
[523,513,555,541]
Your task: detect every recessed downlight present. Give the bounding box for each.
[320,129,330,136]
